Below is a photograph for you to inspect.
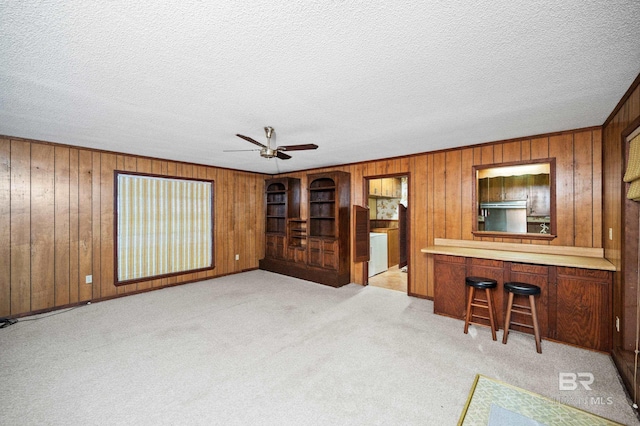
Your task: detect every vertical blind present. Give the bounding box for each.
[116,174,213,283]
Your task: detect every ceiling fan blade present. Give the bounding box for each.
[223,149,260,152]
[276,151,292,160]
[236,134,266,148]
[277,144,319,151]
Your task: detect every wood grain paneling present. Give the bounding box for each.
[0,139,10,317]
[1,137,267,317]
[54,146,70,306]
[277,127,602,300]
[69,149,80,304]
[10,140,31,314]
[31,144,55,311]
[603,72,640,404]
[1,124,604,316]
[78,149,93,302]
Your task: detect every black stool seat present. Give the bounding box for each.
[465,276,497,289]
[504,282,541,296]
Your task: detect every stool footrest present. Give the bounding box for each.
[510,321,534,329]
[510,308,533,316]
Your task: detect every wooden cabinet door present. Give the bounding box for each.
[509,263,549,337]
[488,177,503,201]
[308,238,322,267]
[503,175,527,200]
[308,238,338,270]
[555,267,611,351]
[467,258,504,328]
[528,174,550,216]
[381,178,393,197]
[266,235,285,259]
[434,255,467,319]
[369,179,382,196]
[394,178,402,198]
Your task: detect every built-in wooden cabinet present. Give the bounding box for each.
[433,255,467,319]
[265,178,300,234]
[264,178,300,262]
[369,177,401,198]
[433,255,612,352]
[555,267,611,352]
[478,174,549,215]
[260,172,351,287]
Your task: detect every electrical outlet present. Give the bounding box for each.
[85,275,92,284]
[616,316,620,332]
[235,254,240,261]
[609,228,613,241]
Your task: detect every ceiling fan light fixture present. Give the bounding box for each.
[230,126,314,161]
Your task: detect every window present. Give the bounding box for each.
[115,172,214,285]
[472,159,556,239]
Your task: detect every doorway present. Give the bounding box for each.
[364,174,409,293]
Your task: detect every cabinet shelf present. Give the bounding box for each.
[261,172,350,288]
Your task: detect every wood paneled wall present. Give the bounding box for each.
[0,137,266,318]
[603,74,640,403]
[0,126,604,316]
[277,126,603,299]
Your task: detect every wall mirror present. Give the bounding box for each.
[472,158,556,239]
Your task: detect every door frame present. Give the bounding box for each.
[362,173,411,294]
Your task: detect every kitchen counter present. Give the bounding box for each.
[421,238,616,271]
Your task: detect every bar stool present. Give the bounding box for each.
[502,282,542,353]
[464,276,498,341]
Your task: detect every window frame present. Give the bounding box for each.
[114,171,215,286]
[471,158,557,240]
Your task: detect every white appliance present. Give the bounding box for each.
[369,232,388,277]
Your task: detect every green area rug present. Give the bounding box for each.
[458,375,624,426]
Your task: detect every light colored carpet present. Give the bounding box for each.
[1,270,637,425]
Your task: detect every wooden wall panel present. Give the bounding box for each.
[603,73,640,404]
[0,139,10,317]
[444,150,461,240]
[574,131,594,248]
[78,150,93,302]
[10,140,31,314]
[31,144,55,311]
[54,146,70,306]
[549,133,574,247]
[69,149,80,304]
[460,148,474,240]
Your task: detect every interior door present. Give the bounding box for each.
[398,203,407,268]
[353,205,370,282]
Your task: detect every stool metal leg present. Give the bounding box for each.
[464,286,474,334]
[502,292,514,344]
[485,288,497,341]
[529,295,542,353]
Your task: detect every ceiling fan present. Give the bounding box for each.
[226,126,318,160]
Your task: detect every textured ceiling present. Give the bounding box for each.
[1,1,639,174]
